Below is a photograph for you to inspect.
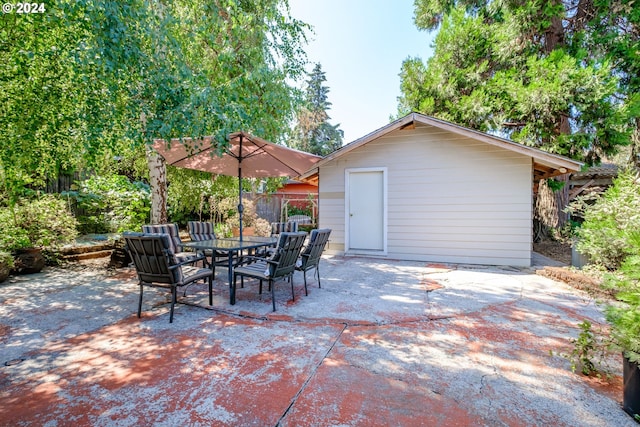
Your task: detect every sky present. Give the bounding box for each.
[288,0,436,144]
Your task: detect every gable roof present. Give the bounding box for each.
[301,112,583,183]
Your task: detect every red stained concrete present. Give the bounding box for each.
[1,315,345,426]
[283,361,477,426]
[0,256,634,426]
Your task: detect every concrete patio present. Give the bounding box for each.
[0,255,635,426]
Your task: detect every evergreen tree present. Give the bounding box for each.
[399,0,639,231]
[399,1,636,164]
[574,0,640,167]
[291,63,344,156]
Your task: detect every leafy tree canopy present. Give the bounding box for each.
[0,0,308,202]
[399,0,639,164]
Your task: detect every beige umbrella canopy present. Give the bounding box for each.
[153,131,321,238]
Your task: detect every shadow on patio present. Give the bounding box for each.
[0,256,633,426]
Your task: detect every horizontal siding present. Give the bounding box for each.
[384,252,531,267]
[387,210,530,221]
[388,230,530,242]
[319,123,533,266]
[318,194,344,254]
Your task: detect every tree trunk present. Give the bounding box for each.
[146,146,167,224]
[534,174,570,240]
[534,179,558,241]
[544,14,565,53]
[631,117,640,168]
[537,3,570,232]
[554,173,570,229]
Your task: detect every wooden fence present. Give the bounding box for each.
[45,172,84,194]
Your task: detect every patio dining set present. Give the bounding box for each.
[123,222,331,323]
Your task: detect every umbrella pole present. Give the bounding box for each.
[238,134,243,241]
[238,165,243,241]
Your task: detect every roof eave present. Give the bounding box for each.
[304,112,583,176]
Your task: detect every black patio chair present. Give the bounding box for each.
[270,221,298,237]
[187,221,228,275]
[253,221,299,258]
[142,223,197,262]
[233,232,307,311]
[296,229,331,295]
[187,221,217,241]
[124,233,213,323]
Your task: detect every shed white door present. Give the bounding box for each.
[347,169,385,252]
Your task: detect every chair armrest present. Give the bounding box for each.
[177,242,203,253]
[236,255,279,266]
[177,243,194,252]
[169,253,206,270]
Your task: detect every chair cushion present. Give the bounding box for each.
[270,221,298,235]
[188,221,217,241]
[141,233,183,282]
[142,224,182,254]
[181,265,213,284]
[235,260,271,279]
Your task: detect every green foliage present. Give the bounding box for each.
[165,168,278,233]
[287,204,312,218]
[562,190,602,237]
[577,170,640,269]
[555,318,617,379]
[297,224,315,233]
[64,175,150,233]
[290,63,344,155]
[605,232,640,362]
[0,215,31,251]
[0,0,308,202]
[0,195,78,251]
[214,223,231,239]
[0,251,14,270]
[166,168,237,225]
[567,321,601,376]
[215,197,270,237]
[400,1,638,164]
[546,179,566,192]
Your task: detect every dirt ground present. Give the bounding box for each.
[533,239,615,301]
[534,239,572,265]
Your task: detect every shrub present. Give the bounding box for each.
[0,251,14,269]
[0,212,30,251]
[166,168,237,224]
[0,250,13,282]
[565,320,611,377]
[253,218,271,237]
[576,169,640,269]
[64,175,150,233]
[604,232,640,362]
[0,195,78,251]
[223,198,272,237]
[226,199,258,228]
[286,201,313,218]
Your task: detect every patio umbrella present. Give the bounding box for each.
[153,132,321,239]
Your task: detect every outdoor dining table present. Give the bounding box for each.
[183,236,277,305]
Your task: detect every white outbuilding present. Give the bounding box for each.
[300,112,582,266]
